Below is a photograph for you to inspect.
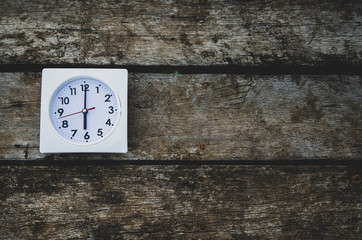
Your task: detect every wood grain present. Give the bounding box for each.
[1,165,361,239]
[1,0,361,66]
[0,72,360,161]
[1,1,361,239]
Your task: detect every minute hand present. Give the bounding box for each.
[83,88,88,130]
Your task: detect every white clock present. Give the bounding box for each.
[40,68,127,153]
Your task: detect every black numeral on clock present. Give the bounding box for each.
[106,119,111,126]
[105,94,112,102]
[71,129,77,138]
[70,87,76,95]
[108,106,114,114]
[97,128,103,137]
[57,108,64,117]
[62,120,68,128]
[59,97,69,105]
[81,84,89,91]
[84,132,90,140]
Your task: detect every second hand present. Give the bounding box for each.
[58,107,95,119]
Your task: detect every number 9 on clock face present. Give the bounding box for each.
[50,77,121,144]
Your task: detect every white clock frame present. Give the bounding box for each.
[40,68,128,153]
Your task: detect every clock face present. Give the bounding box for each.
[50,77,121,145]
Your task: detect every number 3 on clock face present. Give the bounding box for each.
[40,69,127,153]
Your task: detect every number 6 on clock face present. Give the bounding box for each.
[40,69,128,153]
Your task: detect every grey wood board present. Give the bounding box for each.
[1,0,361,66]
[1,165,362,239]
[0,72,361,160]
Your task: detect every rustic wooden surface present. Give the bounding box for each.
[0,72,361,161]
[1,0,361,66]
[1,165,362,239]
[1,0,362,239]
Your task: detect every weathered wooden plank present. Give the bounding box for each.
[1,0,361,66]
[0,72,360,160]
[0,165,361,239]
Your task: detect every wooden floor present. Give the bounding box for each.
[0,0,361,239]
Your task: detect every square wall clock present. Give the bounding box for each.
[40,68,128,153]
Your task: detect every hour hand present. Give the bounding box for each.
[83,85,87,129]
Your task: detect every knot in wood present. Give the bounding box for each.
[198,142,206,150]
[352,174,361,184]
[197,176,207,183]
